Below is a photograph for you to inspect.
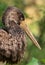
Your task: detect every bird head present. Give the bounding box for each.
[2,6,24,27]
[2,6,41,50]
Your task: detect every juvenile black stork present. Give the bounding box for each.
[0,6,41,63]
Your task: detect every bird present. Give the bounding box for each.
[0,6,41,64]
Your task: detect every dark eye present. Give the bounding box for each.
[19,13,25,21]
[17,10,25,21]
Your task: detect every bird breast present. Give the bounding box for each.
[0,29,26,63]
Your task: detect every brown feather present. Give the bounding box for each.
[0,28,26,63]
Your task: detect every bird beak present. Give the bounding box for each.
[20,21,41,50]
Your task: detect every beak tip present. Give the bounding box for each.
[39,47,41,50]
[37,45,41,50]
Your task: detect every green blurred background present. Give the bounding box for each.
[0,0,45,65]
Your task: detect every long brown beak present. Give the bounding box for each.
[20,21,41,50]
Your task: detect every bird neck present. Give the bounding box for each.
[6,21,23,36]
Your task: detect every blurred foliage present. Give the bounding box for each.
[27,57,39,65]
[0,0,45,65]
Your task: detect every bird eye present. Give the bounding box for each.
[19,13,25,21]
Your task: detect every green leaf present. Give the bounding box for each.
[27,57,39,65]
